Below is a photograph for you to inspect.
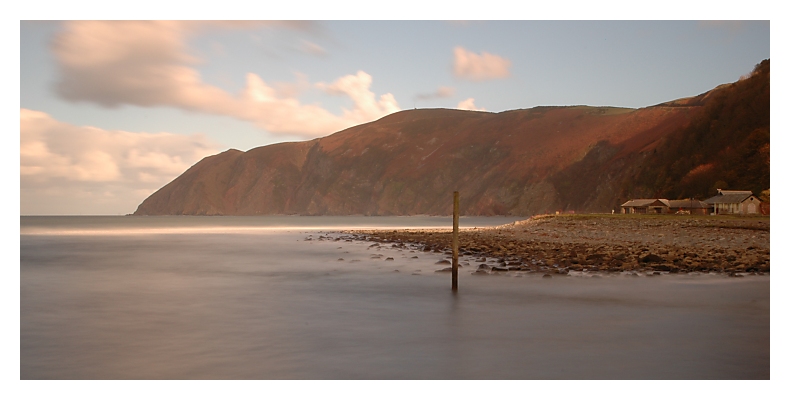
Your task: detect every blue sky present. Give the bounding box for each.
[17,17,771,215]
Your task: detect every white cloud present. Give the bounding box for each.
[300,39,328,56]
[51,21,400,139]
[20,109,219,215]
[456,98,486,111]
[316,71,401,123]
[453,46,511,81]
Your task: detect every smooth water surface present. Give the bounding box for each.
[20,216,770,379]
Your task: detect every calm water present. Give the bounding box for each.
[20,216,770,379]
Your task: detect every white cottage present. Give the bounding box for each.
[703,190,762,215]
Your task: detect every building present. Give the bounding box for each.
[703,190,762,215]
[621,198,711,215]
[620,199,670,214]
[666,199,711,215]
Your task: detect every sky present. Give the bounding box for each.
[16,16,772,215]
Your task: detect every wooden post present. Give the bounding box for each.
[452,191,459,291]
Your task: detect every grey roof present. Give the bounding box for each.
[704,190,756,205]
[666,199,710,209]
[621,199,669,207]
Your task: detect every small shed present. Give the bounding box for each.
[703,190,762,215]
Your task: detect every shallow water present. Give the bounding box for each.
[20,216,770,379]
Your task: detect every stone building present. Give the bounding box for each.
[620,199,670,214]
[703,190,762,215]
[620,198,711,215]
[665,199,711,215]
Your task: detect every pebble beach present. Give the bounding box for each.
[347,214,770,277]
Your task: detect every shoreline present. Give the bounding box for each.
[344,214,770,277]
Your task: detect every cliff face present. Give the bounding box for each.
[133,62,769,216]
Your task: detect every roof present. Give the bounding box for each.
[718,190,752,195]
[666,199,709,208]
[704,190,756,204]
[621,199,669,207]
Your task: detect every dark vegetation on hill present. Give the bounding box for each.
[133,60,770,216]
[622,59,770,200]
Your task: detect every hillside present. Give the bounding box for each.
[133,60,769,216]
[621,59,770,200]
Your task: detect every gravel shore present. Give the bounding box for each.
[347,214,770,277]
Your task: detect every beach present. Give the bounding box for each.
[349,214,770,277]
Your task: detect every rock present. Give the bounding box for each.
[491,266,509,272]
[337,258,344,261]
[435,267,453,273]
[640,254,664,263]
[542,274,552,278]
[386,257,394,261]
[436,260,451,265]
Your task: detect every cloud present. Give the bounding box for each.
[51,21,399,139]
[456,98,486,111]
[20,109,219,215]
[415,86,456,100]
[316,71,401,122]
[453,46,511,81]
[300,39,328,56]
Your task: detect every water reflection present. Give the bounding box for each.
[21,224,769,379]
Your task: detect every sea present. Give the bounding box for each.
[20,216,770,379]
